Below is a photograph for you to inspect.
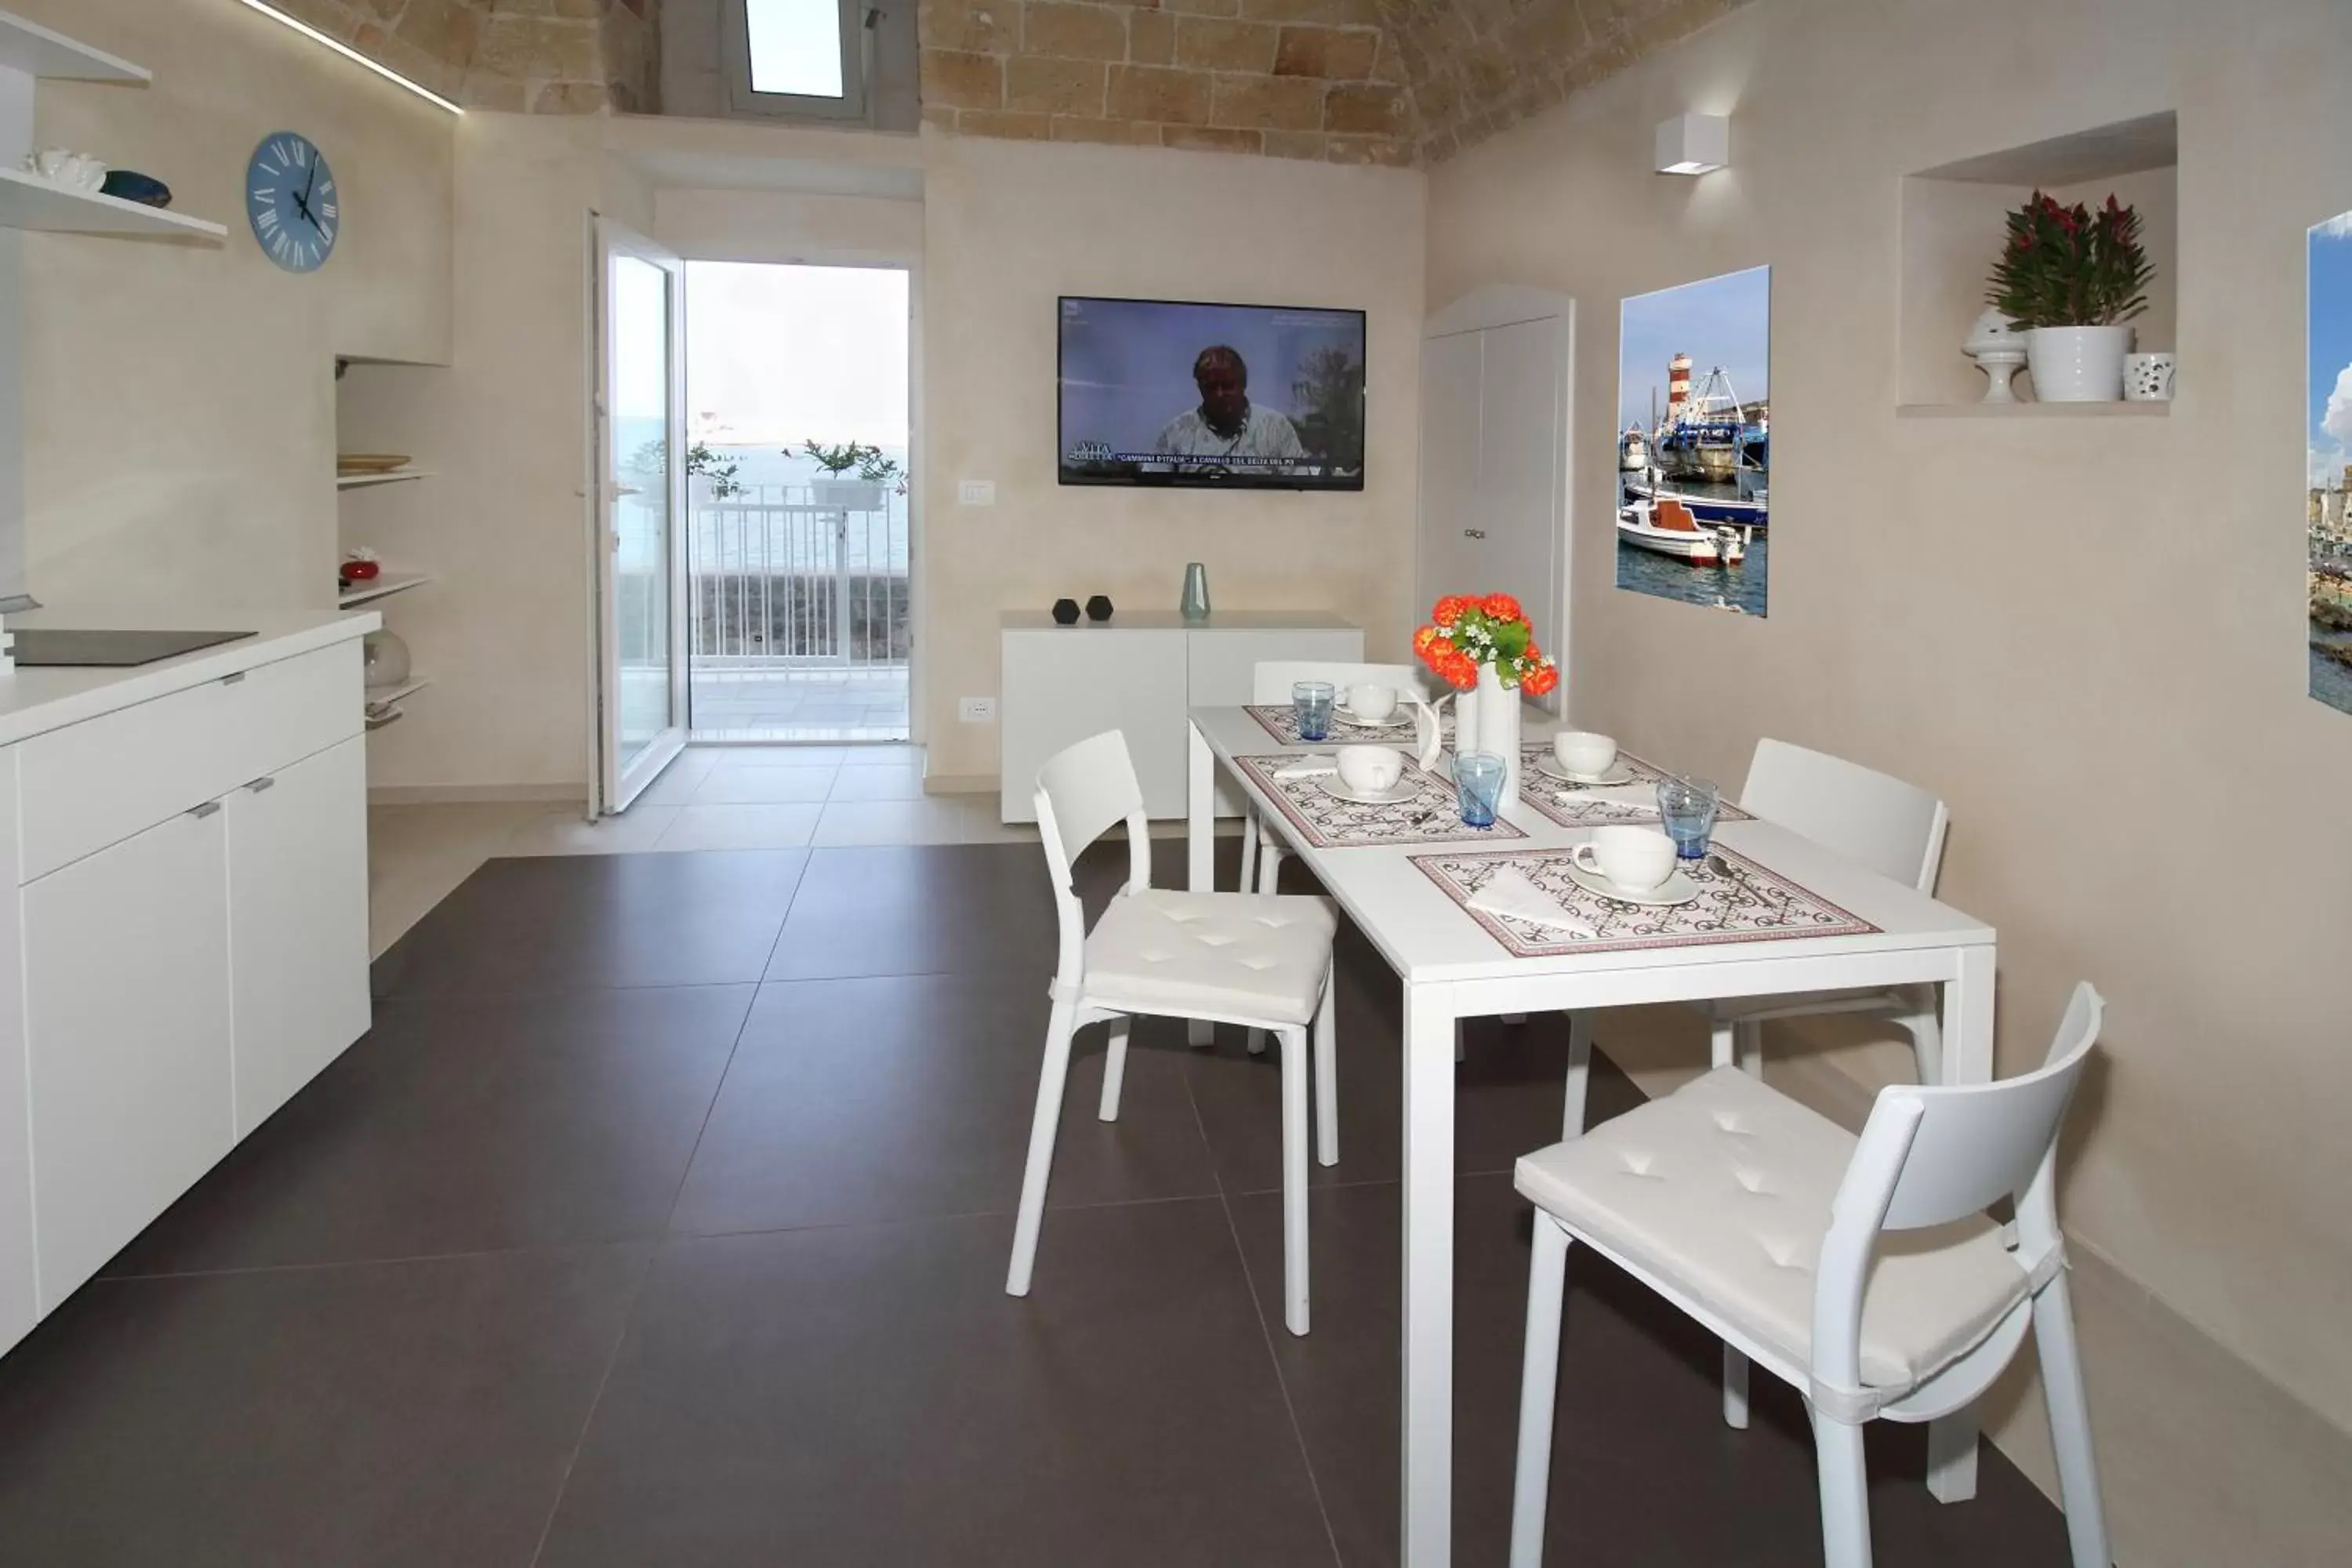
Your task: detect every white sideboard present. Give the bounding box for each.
[0,615,377,1356]
[1000,611,1363,822]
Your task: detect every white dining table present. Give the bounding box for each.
[1184,704,1998,1566]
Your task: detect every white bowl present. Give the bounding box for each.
[1345,683,1398,721]
[1553,730,1619,777]
[1334,745,1404,794]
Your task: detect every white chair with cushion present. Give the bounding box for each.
[1511,983,2111,1568]
[1556,738,1954,1424]
[1006,729,1340,1335]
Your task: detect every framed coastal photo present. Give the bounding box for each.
[1616,266,1770,616]
[2308,212,2352,717]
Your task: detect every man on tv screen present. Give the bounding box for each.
[1152,346,1305,474]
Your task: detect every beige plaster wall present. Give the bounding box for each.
[1425,0,2352,1485]
[918,130,1425,782]
[16,0,453,619]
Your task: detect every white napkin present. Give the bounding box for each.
[1554,784,1656,809]
[1468,867,1596,938]
[1274,753,1338,780]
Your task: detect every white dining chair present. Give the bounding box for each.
[1511,982,2111,1568]
[1006,729,1341,1335]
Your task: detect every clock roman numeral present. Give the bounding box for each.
[320,201,337,220]
[256,207,279,234]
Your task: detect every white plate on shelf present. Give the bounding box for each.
[1314,775,1421,807]
[1534,755,1638,788]
[1333,704,1414,730]
[1562,859,1699,907]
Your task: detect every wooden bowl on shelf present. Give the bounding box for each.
[336,453,411,475]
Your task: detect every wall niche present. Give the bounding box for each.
[1896,111,2177,416]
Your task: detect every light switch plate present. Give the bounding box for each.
[958,479,996,506]
[958,696,996,723]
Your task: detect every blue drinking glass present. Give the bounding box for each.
[1455,751,1507,828]
[1294,681,1336,742]
[1656,775,1720,859]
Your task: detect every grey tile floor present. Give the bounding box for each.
[0,840,2079,1566]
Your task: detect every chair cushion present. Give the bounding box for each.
[1515,1068,2025,1394]
[1083,888,1337,1027]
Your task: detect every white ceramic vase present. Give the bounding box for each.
[2025,325,2132,402]
[1472,663,1521,803]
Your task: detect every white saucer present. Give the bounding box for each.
[1534,755,1637,787]
[1315,774,1420,806]
[1334,704,1413,730]
[1563,859,1699,907]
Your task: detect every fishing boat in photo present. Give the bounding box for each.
[1617,499,1748,565]
[1622,467,1769,528]
[1619,425,1651,472]
[1649,361,1763,484]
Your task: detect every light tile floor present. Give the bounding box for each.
[688,666,909,742]
[366,745,1029,957]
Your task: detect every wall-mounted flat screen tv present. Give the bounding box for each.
[1058,296,1366,491]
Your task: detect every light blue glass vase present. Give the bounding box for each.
[1179,561,1211,622]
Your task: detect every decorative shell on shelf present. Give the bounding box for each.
[1964,308,2026,359]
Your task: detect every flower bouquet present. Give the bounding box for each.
[1414,594,1556,804]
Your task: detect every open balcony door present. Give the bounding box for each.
[590,218,690,815]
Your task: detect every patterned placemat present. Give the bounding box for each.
[1513,747,1757,832]
[1410,842,1878,958]
[1235,753,1526,848]
[1244,702,1437,747]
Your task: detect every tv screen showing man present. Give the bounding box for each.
[1058,297,1366,490]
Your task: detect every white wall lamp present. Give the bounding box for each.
[1655,113,1729,176]
[234,0,464,114]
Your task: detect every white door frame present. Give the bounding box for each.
[587,215,691,815]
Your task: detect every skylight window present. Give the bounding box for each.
[723,0,866,120]
[746,0,844,99]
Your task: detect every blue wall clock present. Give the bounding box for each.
[246,132,337,274]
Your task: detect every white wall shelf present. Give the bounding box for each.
[336,469,430,491]
[1896,401,2172,419]
[0,9,148,81]
[366,676,430,706]
[0,167,225,241]
[338,572,430,608]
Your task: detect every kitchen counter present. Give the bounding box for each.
[0,612,379,748]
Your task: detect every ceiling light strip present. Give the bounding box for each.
[234,0,463,114]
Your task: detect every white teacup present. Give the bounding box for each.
[1334,745,1404,794]
[1571,825,1678,892]
[65,154,105,191]
[1553,730,1619,778]
[1345,683,1398,722]
[28,148,72,180]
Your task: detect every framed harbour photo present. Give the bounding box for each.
[1616,267,1770,616]
[2308,212,2352,717]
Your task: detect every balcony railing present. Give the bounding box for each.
[688,481,909,671]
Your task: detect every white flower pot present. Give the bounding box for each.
[2025,325,2133,402]
[813,478,885,510]
[1472,663,1522,804]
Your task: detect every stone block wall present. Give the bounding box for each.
[917,0,1420,166]
[263,0,661,114]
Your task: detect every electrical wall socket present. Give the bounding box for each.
[958,695,996,723]
[957,479,996,506]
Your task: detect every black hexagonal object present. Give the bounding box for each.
[1084,594,1114,623]
[1051,597,1080,626]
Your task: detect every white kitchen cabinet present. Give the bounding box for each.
[1418,288,1573,710]
[24,802,234,1305]
[0,616,376,1355]
[227,735,370,1134]
[999,612,1363,822]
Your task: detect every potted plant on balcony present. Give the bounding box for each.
[803,440,902,510]
[1987,191,2155,401]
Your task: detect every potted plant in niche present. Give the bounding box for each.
[1987,191,2155,401]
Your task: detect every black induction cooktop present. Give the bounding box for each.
[9,629,257,667]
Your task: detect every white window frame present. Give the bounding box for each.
[720,0,869,122]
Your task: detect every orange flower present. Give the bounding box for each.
[1432,595,1471,627]
[1412,624,1440,655]
[1523,663,1559,699]
[1482,593,1523,622]
[1426,635,1456,659]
